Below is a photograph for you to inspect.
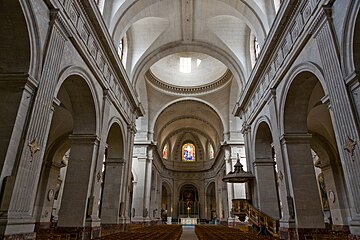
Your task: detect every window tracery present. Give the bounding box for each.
[182,143,195,161]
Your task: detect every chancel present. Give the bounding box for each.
[0,0,360,239]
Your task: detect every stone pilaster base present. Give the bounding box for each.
[100,224,127,236]
[55,226,101,240]
[280,227,351,240]
[3,232,36,240]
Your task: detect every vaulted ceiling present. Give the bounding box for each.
[101,0,277,168]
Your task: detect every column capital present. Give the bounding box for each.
[104,157,125,165]
[128,123,137,134]
[241,122,251,134]
[280,133,312,144]
[68,134,100,144]
[253,158,276,166]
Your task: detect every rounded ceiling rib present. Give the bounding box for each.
[151,99,226,141]
[145,69,232,95]
[132,41,246,94]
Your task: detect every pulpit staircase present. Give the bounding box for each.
[231,199,279,238]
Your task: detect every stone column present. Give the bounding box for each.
[2,10,67,237]
[100,157,124,224]
[253,158,280,219]
[120,123,136,223]
[143,147,153,222]
[280,133,324,229]
[149,170,157,220]
[156,174,162,219]
[266,89,295,230]
[0,74,36,191]
[131,145,152,223]
[241,123,253,201]
[313,5,360,234]
[57,134,99,228]
[224,147,235,222]
[87,91,111,226]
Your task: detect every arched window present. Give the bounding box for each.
[254,37,261,60]
[95,0,105,14]
[208,142,214,159]
[162,144,168,159]
[182,143,195,162]
[118,38,124,60]
[273,0,282,14]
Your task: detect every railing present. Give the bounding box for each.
[231,199,279,238]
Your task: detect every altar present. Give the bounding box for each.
[180,217,197,225]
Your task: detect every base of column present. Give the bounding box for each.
[131,218,161,226]
[101,224,127,236]
[350,219,360,236]
[1,218,36,240]
[55,226,101,239]
[279,227,350,240]
[3,232,36,240]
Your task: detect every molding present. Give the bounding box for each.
[145,69,232,95]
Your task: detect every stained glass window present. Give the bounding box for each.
[208,143,214,159]
[182,143,195,162]
[118,38,124,60]
[162,144,168,159]
[254,37,261,60]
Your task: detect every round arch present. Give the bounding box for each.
[56,66,101,135]
[251,116,273,159]
[341,0,360,76]
[132,42,245,95]
[150,98,226,136]
[109,0,268,45]
[107,117,128,158]
[278,62,328,135]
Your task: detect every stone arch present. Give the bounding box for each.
[109,0,268,45]
[52,74,99,228]
[0,0,40,180]
[341,0,360,76]
[278,62,328,135]
[251,115,273,158]
[252,120,280,219]
[151,98,226,136]
[0,0,32,74]
[279,68,343,229]
[106,120,126,159]
[178,183,201,217]
[133,42,245,97]
[56,66,101,135]
[34,72,99,228]
[161,180,173,220]
[100,122,126,222]
[205,182,216,221]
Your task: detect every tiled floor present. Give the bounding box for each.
[180,225,198,240]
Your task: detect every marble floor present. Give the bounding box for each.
[180,225,198,240]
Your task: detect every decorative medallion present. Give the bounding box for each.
[329,190,335,203]
[47,189,54,201]
[344,136,357,157]
[28,139,40,157]
[97,171,102,182]
[278,171,284,181]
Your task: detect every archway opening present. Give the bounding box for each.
[205,182,216,222]
[282,71,347,229]
[178,184,199,218]
[35,75,97,229]
[100,123,125,223]
[254,122,280,219]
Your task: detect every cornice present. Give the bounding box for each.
[145,69,232,95]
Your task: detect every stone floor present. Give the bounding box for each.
[180,225,198,240]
